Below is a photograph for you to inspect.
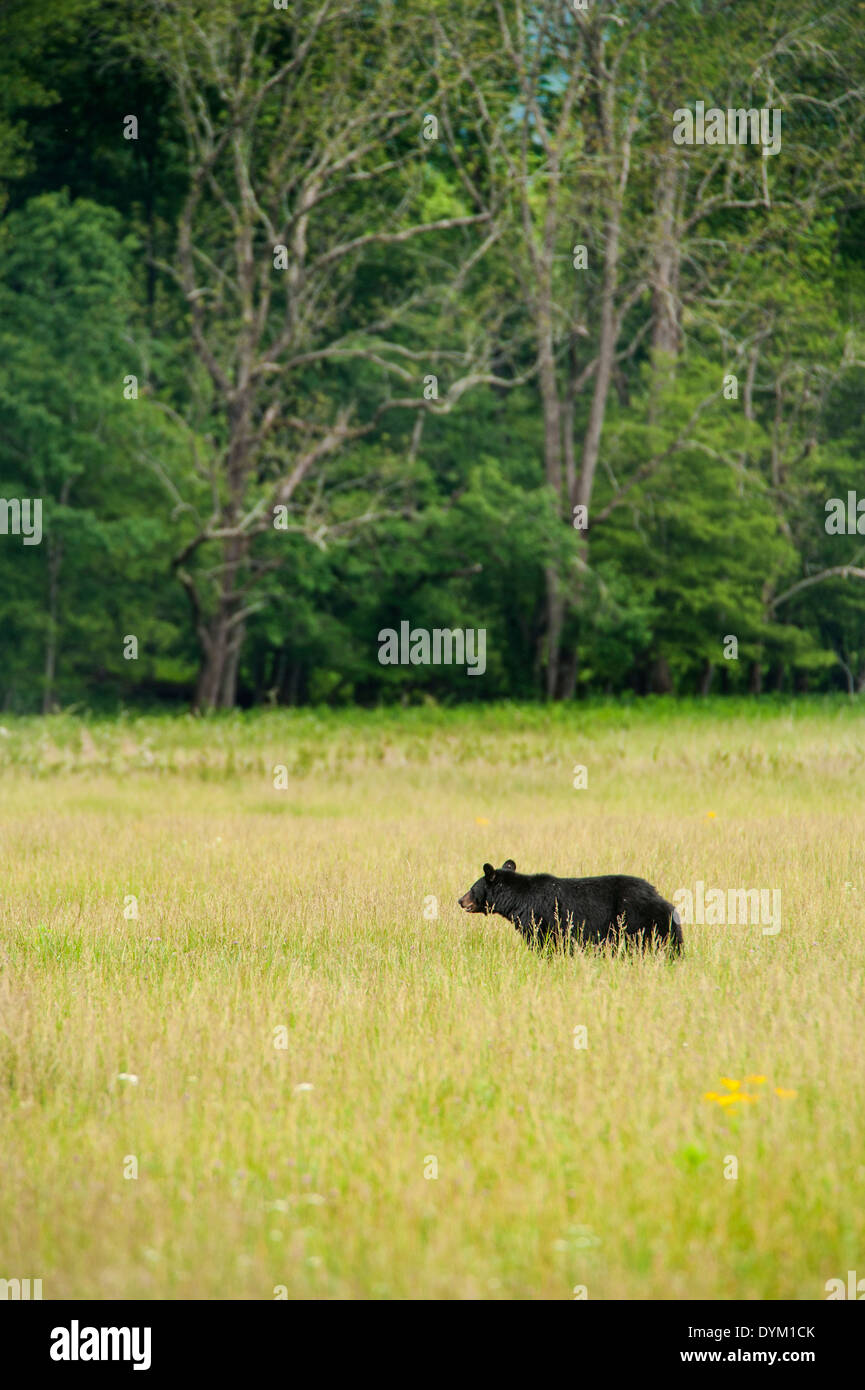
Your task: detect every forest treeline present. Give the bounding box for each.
[1,0,864,711]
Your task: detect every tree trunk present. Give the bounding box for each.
[43,478,71,714]
[43,537,61,715]
[651,654,674,693]
[573,202,621,516]
[650,159,680,359]
[649,157,680,422]
[221,618,245,706]
[195,615,246,710]
[749,660,763,695]
[537,293,565,699]
[699,660,714,696]
[192,530,249,710]
[544,568,564,701]
[558,647,579,700]
[195,613,232,710]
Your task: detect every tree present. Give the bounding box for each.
[129,0,522,708]
[0,192,181,710]
[442,0,865,695]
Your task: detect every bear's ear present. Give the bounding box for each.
[483,863,496,883]
[501,859,516,872]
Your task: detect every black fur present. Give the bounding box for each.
[458,859,683,954]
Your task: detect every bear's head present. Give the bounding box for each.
[458,859,517,912]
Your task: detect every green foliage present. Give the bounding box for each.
[0,192,188,708]
[1,2,864,708]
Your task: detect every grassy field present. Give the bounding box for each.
[0,697,863,1300]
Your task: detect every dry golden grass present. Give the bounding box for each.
[0,700,863,1299]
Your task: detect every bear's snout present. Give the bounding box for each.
[458,892,478,912]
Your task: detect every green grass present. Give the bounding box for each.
[0,698,863,1298]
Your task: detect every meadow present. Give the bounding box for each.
[0,698,863,1300]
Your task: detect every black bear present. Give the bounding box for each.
[458,859,683,954]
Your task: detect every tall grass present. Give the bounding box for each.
[0,700,862,1298]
